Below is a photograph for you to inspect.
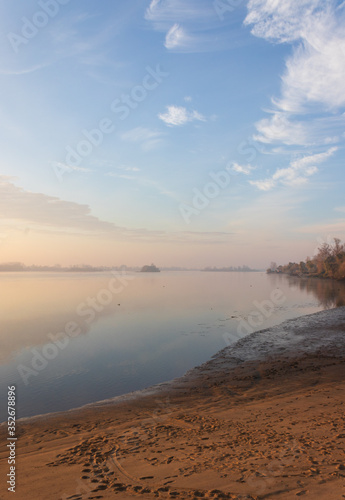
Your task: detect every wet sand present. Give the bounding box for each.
[1,307,345,499]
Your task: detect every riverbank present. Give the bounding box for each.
[1,307,344,499]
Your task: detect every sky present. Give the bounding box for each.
[0,0,344,268]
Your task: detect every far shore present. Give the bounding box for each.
[1,307,345,499]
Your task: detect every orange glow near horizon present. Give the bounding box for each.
[0,228,320,269]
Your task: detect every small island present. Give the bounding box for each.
[140,263,160,273]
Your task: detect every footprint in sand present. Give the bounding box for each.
[92,484,107,491]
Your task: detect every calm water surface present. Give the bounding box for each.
[1,271,344,420]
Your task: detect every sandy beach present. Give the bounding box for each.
[1,307,345,500]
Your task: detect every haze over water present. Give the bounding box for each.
[1,271,344,421]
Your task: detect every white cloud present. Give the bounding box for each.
[250,146,337,191]
[231,162,255,175]
[165,24,188,49]
[249,178,276,191]
[245,1,345,146]
[254,113,309,145]
[289,147,338,169]
[158,105,206,126]
[255,113,345,147]
[245,1,323,44]
[146,0,161,17]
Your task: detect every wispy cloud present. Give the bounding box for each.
[50,161,93,174]
[253,113,310,146]
[297,220,345,236]
[158,105,206,126]
[289,148,338,170]
[145,0,212,26]
[254,113,345,147]
[135,178,180,202]
[164,23,188,49]
[105,172,135,181]
[92,159,140,172]
[0,176,118,234]
[250,146,338,191]
[231,162,256,175]
[0,176,230,244]
[145,0,244,52]
[225,189,308,249]
[106,171,180,202]
[249,178,276,191]
[0,63,48,76]
[120,127,164,151]
[245,0,345,147]
[117,165,140,173]
[245,1,322,44]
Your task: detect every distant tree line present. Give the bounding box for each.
[0,263,197,272]
[0,262,136,272]
[202,265,258,272]
[267,238,345,280]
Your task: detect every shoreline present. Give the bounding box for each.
[10,305,345,425]
[1,307,345,499]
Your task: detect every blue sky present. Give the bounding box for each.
[0,0,344,267]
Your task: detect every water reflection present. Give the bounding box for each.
[269,273,345,309]
[1,271,344,420]
[0,272,132,363]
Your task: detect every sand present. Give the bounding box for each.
[1,307,345,500]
